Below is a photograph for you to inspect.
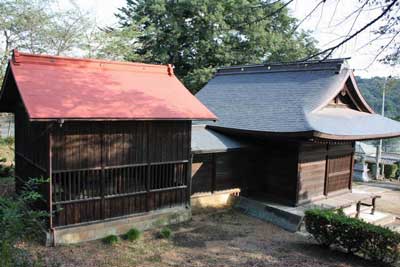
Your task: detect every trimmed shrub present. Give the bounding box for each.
[305,209,400,264]
[384,164,398,179]
[102,235,119,245]
[125,228,141,241]
[368,163,377,176]
[159,227,172,239]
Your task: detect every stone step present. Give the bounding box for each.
[355,210,396,226]
[342,204,370,216]
[383,218,400,232]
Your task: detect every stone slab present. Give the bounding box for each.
[50,206,191,245]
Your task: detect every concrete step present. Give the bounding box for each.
[342,204,370,216]
[383,218,400,232]
[234,196,303,232]
[355,210,396,226]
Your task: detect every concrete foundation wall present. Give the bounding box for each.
[191,189,240,212]
[50,206,191,245]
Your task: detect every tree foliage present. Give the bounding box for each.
[0,0,94,77]
[116,0,319,92]
[356,76,400,118]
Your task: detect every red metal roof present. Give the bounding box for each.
[6,50,217,121]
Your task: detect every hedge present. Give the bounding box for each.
[305,209,400,264]
[384,164,398,179]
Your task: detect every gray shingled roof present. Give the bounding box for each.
[196,59,400,140]
[191,125,244,153]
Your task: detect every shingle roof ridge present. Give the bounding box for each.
[216,58,350,76]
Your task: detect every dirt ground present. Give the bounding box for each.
[357,181,400,216]
[23,209,382,267]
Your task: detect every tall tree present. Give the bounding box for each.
[0,0,93,77]
[116,0,318,92]
[83,25,141,61]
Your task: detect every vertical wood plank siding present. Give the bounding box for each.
[250,143,299,205]
[298,142,354,204]
[191,152,242,196]
[51,121,191,227]
[192,141,355,207]
[14,106,50,214]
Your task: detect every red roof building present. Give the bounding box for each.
[0,50,215,245]
[0,50,216,121]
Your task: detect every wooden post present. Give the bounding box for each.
[146,164,151,212]
[48,131,53,230]
[349,144,355,191]
[187,153,193,208]
[100,123,105,220]
[211,154,216,194]
[324,144,330,196]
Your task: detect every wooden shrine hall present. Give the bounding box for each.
[192,59,400,206]
[0,50,216,244]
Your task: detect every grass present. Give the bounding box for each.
[125,228,141,241]
[102,235,119,245]
[159,227,172,239]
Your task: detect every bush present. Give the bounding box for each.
[384,164,398,179]
[125,228,141,241]
[368,163,377,175]
[0,178,48,267]
[305,209,400,264]
[102,235,119,245]
[0,137,14,146]
[159,227,172,239]
[0,165,14,178]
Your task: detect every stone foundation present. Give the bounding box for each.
[191,189,240,212]
[49,206,191,245]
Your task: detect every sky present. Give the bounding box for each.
[64,0,399,78]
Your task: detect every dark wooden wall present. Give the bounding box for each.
[14,106,49,211]
[246,142,299,205]
[191,151,242,196]
[191,140,355,207]
[297,142,354,205]
[50,121,191,227]
[297,142,327,204]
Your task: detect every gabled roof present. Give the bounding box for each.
[191,125,245,154]
[0,50,216,121]
[196,59,400,141]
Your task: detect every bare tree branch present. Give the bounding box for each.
[291,0,326,34]
[303,0,399,61]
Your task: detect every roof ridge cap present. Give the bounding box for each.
[216,58,349,76]
[12,49,171,73]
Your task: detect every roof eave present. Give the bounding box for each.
[312,131,400,141]
[29,117,218,122]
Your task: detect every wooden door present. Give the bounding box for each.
[325,153,353,194]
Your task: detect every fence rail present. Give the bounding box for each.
[52,161,189,227]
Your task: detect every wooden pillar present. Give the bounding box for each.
[211,154,216,194]
[187,154,193,207]
[100,123,105,220]
[349,142,355,191]
[323,143,330,196]
[48,131,53,230]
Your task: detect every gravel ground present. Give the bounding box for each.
[24,209,382,267]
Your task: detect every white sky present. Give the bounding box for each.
[64,0,398,78]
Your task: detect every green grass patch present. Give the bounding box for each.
[125,228,141,242]
[102,235,119,245]
[159,227,172,239]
